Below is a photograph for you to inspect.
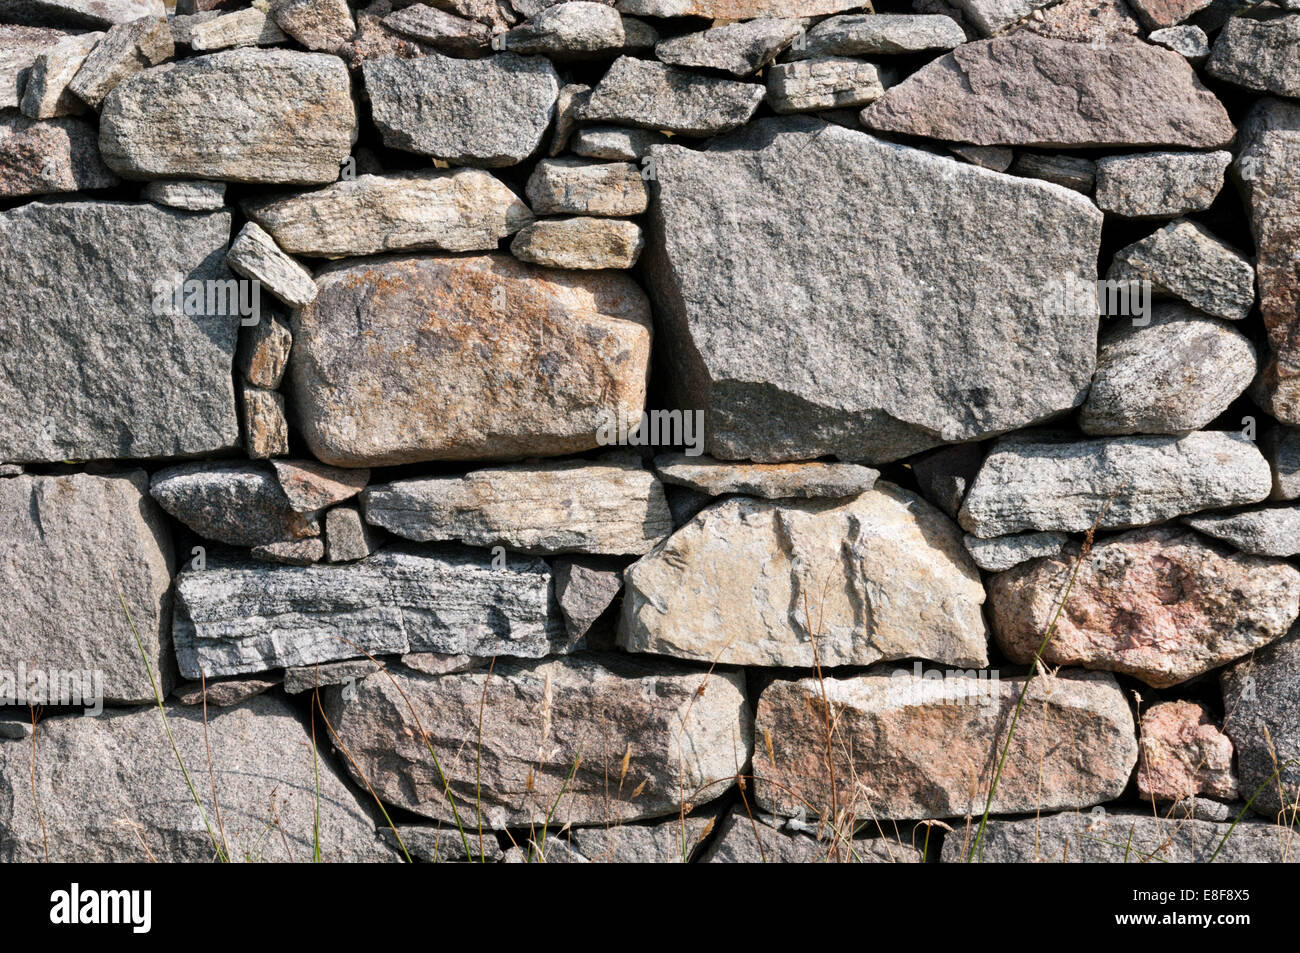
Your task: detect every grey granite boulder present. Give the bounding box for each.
[554,555,623,640]
[963,531,1069,572]
[571,124,666,160]
[788,13,965,58]
[151,462,320,547]
[0,0,162,28]
[1094,150,1230,218]
[502,1,625,57]
[582,56,765,137]
[1107,219,1255,321]
[766,57,891,113]
[19,30,101,118]
[67,14,173,109]
[654,18,801,75]
[653,454,878,498]
[509,216,644,269]
[1185,505,1300,557]
[1207,14,1300,98]
[1149,24,1211,63]
[525,157,647,216]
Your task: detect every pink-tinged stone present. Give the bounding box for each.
[271,458,369,512]
[1137,701,1237,802]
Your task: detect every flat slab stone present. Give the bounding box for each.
[509,216,644,269]
[788,13,965,58]
[0,0,163,28]
[963,530,1068,572]
[1185,504,1300,557]
[652,454,878,498]
[151,461,321,547]
[654,18,801,75]
[1107,219,1255,321]
[1094,149,1230,218]
[582,56,765,137]
[0,24,72,110]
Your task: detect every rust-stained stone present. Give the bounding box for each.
[1137,700,1237,802]
[291,253,652,467]
[0,114,119,199]
[240,385,289,460]
[272,458,369,512]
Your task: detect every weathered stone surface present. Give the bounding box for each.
[615,0,855,14]
[1221,624,1300,819]
[503,1,625,56]
[240,385,289,460]
[1149,24,1210,62]
[555,812,715,862]
[963,531,1069,572]
[0,24,70,111]
[0,202,238,462]
[526,157,647,216]
[1010,153,1095,193]
[645,118,1102,463]
[655,18,800,75]
[173,675,278,707]
[272,459,368,512]
[990,527,1300,687]
[0,696,395,862]
[960,432,1272,537]
[226,222,316,308]
[913,443,983,518]
[1138,700,1237,802]
[170,10,222,44]
[67,15,173,109]
[941,810,1293,862]
[342,0,439,65]
[767,57,890,113]
[363,459,671,555]
[653,454,878,499]
[325,505,381,562]
[272,0,356,52]
[1236,100,1300,426]
[1079,305,1256,436]
[324,654,750,827]
[620,483,988,668]
[381,3,492,54]
[1185,504,1300,557]
[790,13,965,58]
[862,34,1235,148]
[20,31,101,118]
[0,0,162,28]
[141,177,226,210]
[292,254,652,466]
[383,825,504,862]
[151,462,320,547]
[283,657,382,694]
[0,115,118,199]
[755,670,1136,821]
[583,56,765,137]
[510,216,644,269]
[1167,796,1235,821]
[554,555,622,639]
[702,809,922,863]
[363,52,558,166]
[188,6,287,49]
[237,310,291,388]
[245,170,532,258]
[1108,219,1254,322]
[1264,426,1300,501]
[252,537,323,564]
[100,48,356,184]
[1095,149,1229,218]
[1126,0,1212,29]
[571,124,666,160]
[175,546,565,678]
[1207,14,1300,97]
[947,0,1053,34]
[0,471,173,705]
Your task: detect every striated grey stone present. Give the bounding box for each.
[1010,153,1095,193]
[583,56,766,137]
[363,52,558,166]
[188,7,288,49]
[19,30,101,118]
[960,431,1271,537]
[1207,14,1300,98]
[283,658,382,694]
[702,809,922,863]
[645,117,1102,463]
[963,530,1069,572]
[1108,219,1255,321]
[67,15,173,109]
[571,124,666,160]
[767,57,890,113]
[383,825,504,862]
[273,0,356,52]
[151,462,320,547]
[510,216,644,269]
[0,471,174,705]
[237,310,291,389]
[226,222,316,308]
[554,555,622,640]
[653,454,878,499]
[252,536,323,565]
[525,157,647,216]
[169,10,221,45]
[1222,625,1300,820]
[0,0,162,28]
[1079,305,1256,435]
[363,459,671,555]
[273,459,369,513]
[99,48,356,185]
[325,505,381,562]
[1185,505,1300,557]
[240,385,289,460]
[1149,24,1211,63]
[0,202,238,463]
[1095,149,1230,218]
[502,1,625,57]
[382,3,492,54]
[172,675,278,707]
[0,115,119,199]
[789,13,965,59]
[1264,426,1300,501]
[655,18,801,76]
[141,177,225,209]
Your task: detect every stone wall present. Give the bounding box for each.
[1,0,1298,863]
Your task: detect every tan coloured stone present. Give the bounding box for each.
[510,216,643,269]
[653,454,878,498]
[1137,700,1237,802]
[241,385,289,459]
[525,158,649,216]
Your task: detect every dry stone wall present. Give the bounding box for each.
[1,0,1299,863]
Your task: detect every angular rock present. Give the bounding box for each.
[240,385,289,460]
[237,310,291,389]
[272,458,369,512]
[583,56,765,137]
[272,0,356,52]
[990,526,1300,687]
[1095,149,1230,218]
[912,443,983,518]
[0,471,173,705]
[381,3,492,54]
[654,18,801,76]
[1207,14,1300,97]
[152,462,320,549]
[383,825,504,862]
[653,454,878,499]
[0,202,237,462]
[554,555,622,640]
[946,0,1055,34]
[963,531,1069,572]
[789,13,965,59]
[1149,24,1210,63]
[1138,700,1237,802]
[510,216,644,269]
[363,459,671,555]
[1079,305,1256,435]
[325,505,381,562]
[620,482,989,668]
[172,675,278,707]
[503,1,625,57]
[702,809,922,863]
[341,0,438,65]
[252,537,323,565]
[0,23,70,111]
[188,7,288,49]
[0,696,395,862]
[67,15,173,109]
[283,658,382,694]
[1221,625,1300,819]
[526,157,647,216]
[1185,504,1300,557]
[0,115,119,199]
[226,222,317,308]
[960,432,1271,537]
[1010,153,1095,194]
[1126,0,1213,29]
[616,0,853,13]
[861,34,1235,148]
[324,655,750,826]
[141,177,225,210]
[571,124,666,160]
[0,0,163,28]
[19,30,101,118]
[363,52,558,166]
[755,670,1136,820]
[1107,219,1255,321]
[767,57,890,113]
[292,254,652,466]
[556,812,716,863]
[99,48,356,185]
[244,169,532,258]
[170,10,223,44]
[645,118,1102,463]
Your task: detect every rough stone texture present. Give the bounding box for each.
[645,117,1102,464]
[963,531,1069,572]
[325,505,381,562]
[1265,426,1300,501]
[363,459,671,555]
[363,52,559,166]
[1126,0,1212,29]
[755,670,1137,820]
[554,555,622,639]
[244,169,531,258]
[240,385,290,459]
[1010,153,1095,193]
[0,23,70,110]
[272,458,368,512]
[0,202,238,462]
[1221,625,1300,819]
[237,310,291,389]
[526,157,648,216]
[767,57,890,113]
[0,471,173,705]
[1149,24,1210,63]
[653,454,878,499]
[187,7,288,49]
[1185,505,1300,557]
[0,696,395,862]
[1107,219,1255,322]
[941,810,1294,862]
[620,483,989,668]
[99,48,357,184]
[283,657,383,694]
[174,546,565,678]
[582,56,765,137]
[912,443,983,519]
[960,432,1272,537]
[0,115,119,199]
[789,13,965,58]
[571,124,666,160]
[1137,701,1237,802]
[861,34,1235,149]
[324,655,751,827]
[383,825,505,862]
[0,0,163,28]
[654,18,801,75]
[948,0,1054,34]
[1207,14,1300,98]
[1079,305,1256,436]
[503,1,625,57]
[615,0,856,14]
[251,536,324,565]
[381,3,492,54]
[510,216,644,269]
[141,177,225,210]
[172,675,278,707]
[151,462,320,547]
[989,526,1300,687]
[226,222,316,308]
[66,16,173,109]
[20,30,101,117]
[291,253,652,466]
[1095,150,1230,218]
[549,812,716,862]
[702,809,923,863]
[272,0,356,52]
